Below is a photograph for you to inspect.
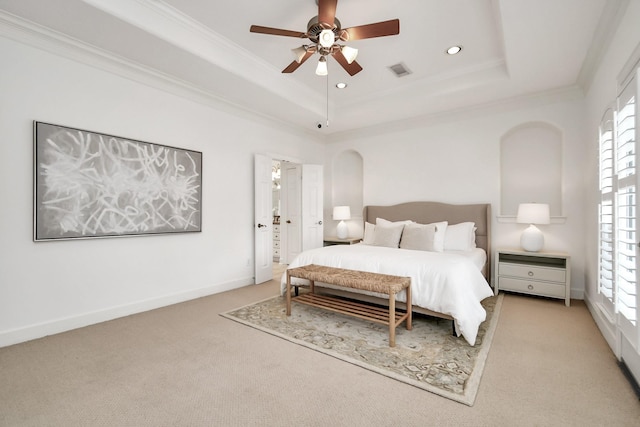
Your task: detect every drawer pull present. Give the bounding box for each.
[528,284,534,290]
[528,271,534,277]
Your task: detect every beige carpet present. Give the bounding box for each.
[1,277,640,426]
[221,293,503,406]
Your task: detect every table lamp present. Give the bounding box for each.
[516,203,550,252]
[333,206,351,239]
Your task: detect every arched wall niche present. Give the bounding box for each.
[331,150,364,233]
[500,122,563,218]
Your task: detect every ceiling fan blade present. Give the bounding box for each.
[332,50,363,76]
[318,0,338,25]
[340,19,400,41]
[282,51,314,73]
[250,25,307,38]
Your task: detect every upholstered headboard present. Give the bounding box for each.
[363,201,492,279]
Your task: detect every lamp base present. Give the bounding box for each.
[520,224,544,252]
[336,220,348,239]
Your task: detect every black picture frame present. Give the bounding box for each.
[33,121,202,241]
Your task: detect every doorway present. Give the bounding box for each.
[254,154,324,284]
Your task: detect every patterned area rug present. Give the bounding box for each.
[221,293,502,406]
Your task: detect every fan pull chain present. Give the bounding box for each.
[325,67,329,128]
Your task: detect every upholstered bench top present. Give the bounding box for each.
[286,264,410,295]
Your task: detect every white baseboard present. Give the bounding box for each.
[0,277,253,348]
[621,336,640,389]
[583,292,619,357]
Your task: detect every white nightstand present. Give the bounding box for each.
[495,248,571,306]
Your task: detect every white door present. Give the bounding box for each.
[302,164,324,251]
[282,163,302,264]
[254,153,273,284]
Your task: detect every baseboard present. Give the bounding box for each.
[618,360,640,400]
[0,276,253,348]
[583,292,619,356]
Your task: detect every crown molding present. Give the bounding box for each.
[82,0,324,113]
[0,10,323,138]
[577,0,630,93]
[327,85,584,142]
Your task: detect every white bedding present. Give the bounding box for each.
[280,244,494,346]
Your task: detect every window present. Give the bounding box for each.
[598,71,639,346]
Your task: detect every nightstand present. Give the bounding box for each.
[323,237,361,246]
[495,248,571,306]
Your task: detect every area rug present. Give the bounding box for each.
[221,293,503,406]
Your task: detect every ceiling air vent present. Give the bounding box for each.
[389,62,412,77]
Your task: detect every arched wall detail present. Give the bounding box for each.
[331,149,364,235]
[500,122,563,217]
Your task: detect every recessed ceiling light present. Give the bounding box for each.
[446,45,462,55]
[336,82,347,89]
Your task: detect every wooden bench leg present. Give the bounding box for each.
[389,292,396,347]
[286,271,291,316]
[406,285,412,330]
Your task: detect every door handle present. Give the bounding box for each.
[257,223,267,228]
[318,221,323,225]
[286,220,292,224]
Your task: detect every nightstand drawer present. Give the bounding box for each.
[498,277,565,298]
[499,263,566,283]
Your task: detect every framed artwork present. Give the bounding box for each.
[33,121,202,241]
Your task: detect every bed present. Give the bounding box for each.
[280,201,494,346]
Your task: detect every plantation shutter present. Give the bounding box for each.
[599,108,615,317]
[617,75,638,341]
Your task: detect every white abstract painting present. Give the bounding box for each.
[34,122,202,240]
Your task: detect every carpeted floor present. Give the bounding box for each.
[1,276,640,426]
[221,293,503,405]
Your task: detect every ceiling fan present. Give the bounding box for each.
[249,0,400,76]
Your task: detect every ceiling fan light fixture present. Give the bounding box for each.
[341,46,358,64]
[316,56,328,76]
[291,46,307,64]
[291,46,308,63]
[319,29,335,48]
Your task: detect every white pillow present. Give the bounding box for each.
[376,217,414,226]
[362,222,376,245]
[372,223,405,248]
[444,222,477,251]
[430,221,448,252]
[399,223,438,251]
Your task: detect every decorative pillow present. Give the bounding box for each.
[399,223,438,251]
[362,222,376,245]
[372,223,405,248]
[444,222,477,251]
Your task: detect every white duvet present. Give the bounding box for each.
[280,244,494,346]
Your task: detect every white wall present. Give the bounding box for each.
[0,36,324,347]
[325,90,588,295]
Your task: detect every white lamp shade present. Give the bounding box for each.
[291,46,308,63]
[333,206,351,220]
[341,46,358,64]
[516,203,550,224]
[315,57,328,76]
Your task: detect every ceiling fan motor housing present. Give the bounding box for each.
[307,16,342,45]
